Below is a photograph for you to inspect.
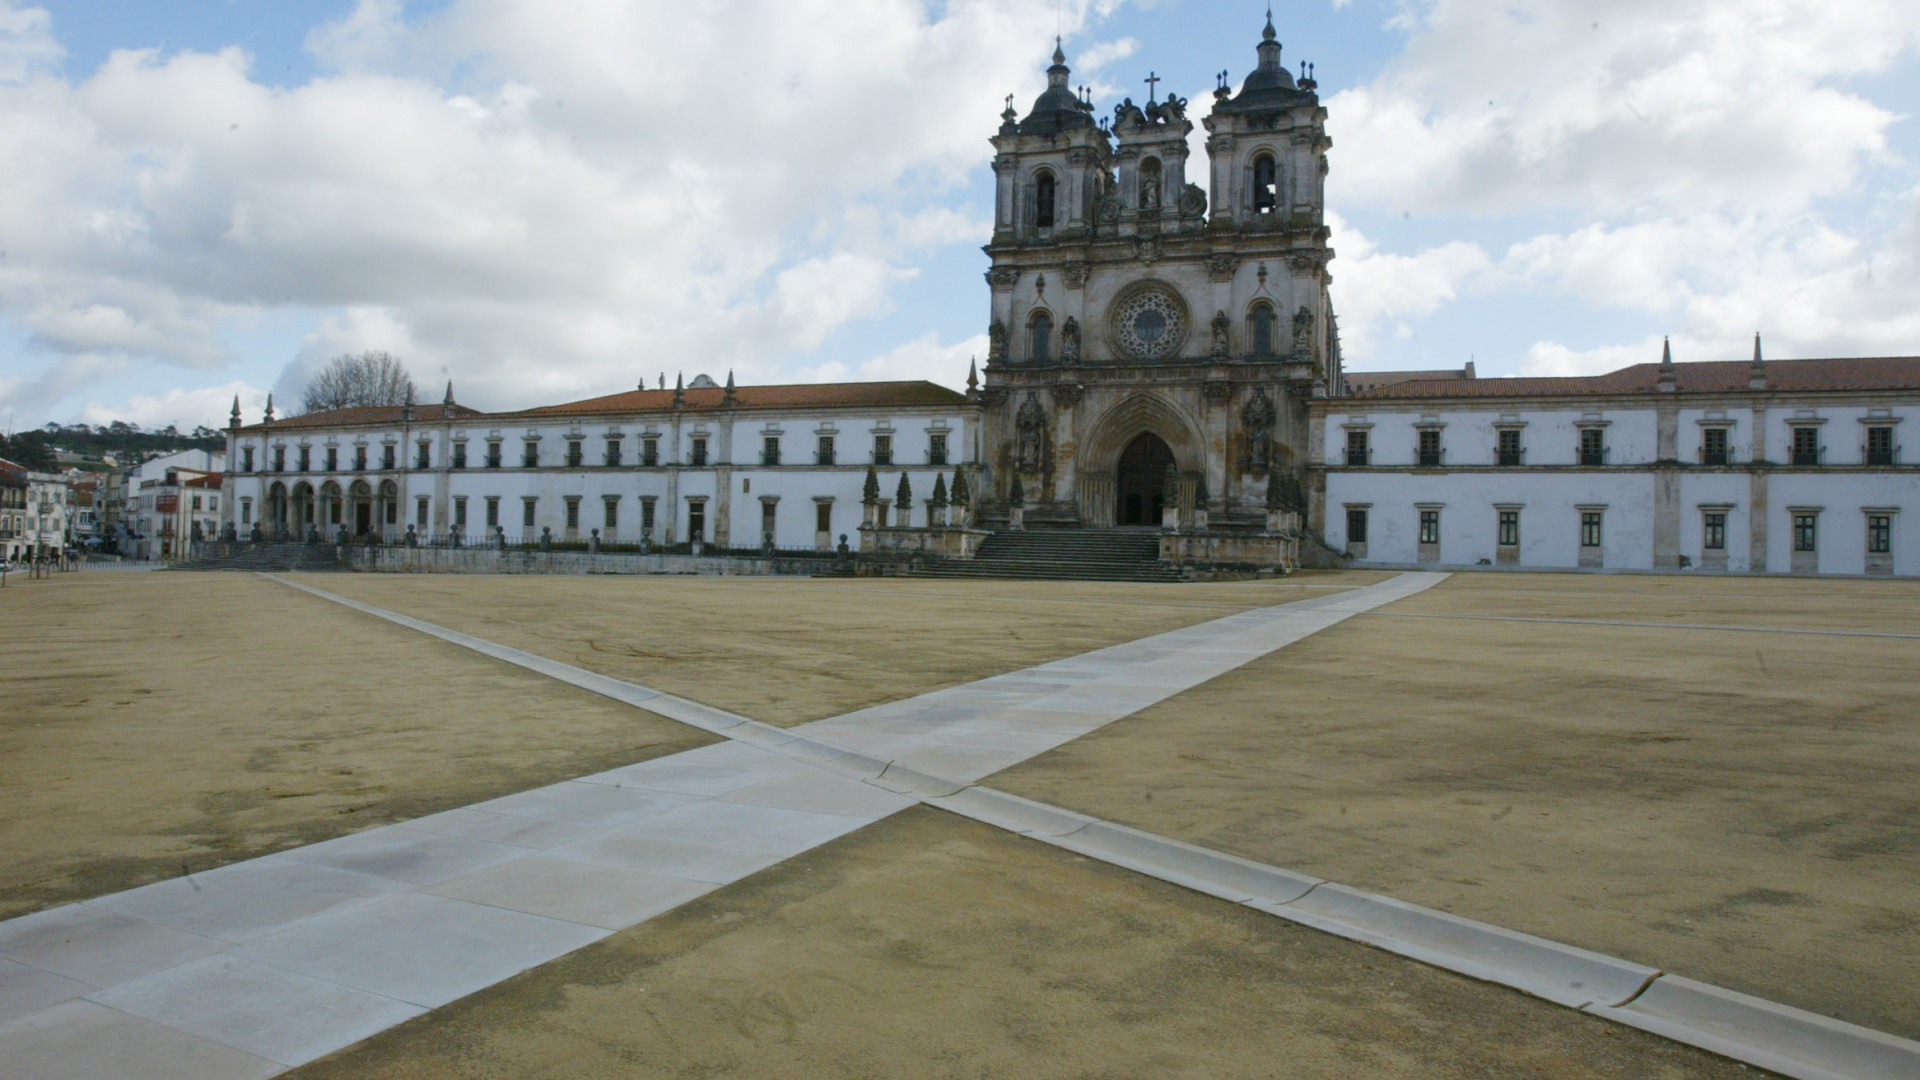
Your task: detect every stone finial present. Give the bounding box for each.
[672,372,685,407]
[1656,337,1677,393]
[966,358,979,395]
[444,379,455,404]
[1749,332,1768,390]
[862,465,881,505]
[950,468,970,507]
[229,395,242,430]
[895,471,912,509]
[263,393,275,423]
[401,383,414,422]
[931,472,948,507]
[723,369,737,406]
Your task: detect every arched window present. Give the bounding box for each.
[1250,303,1276,356]
[1030,311,1053,364]
[1138,158,1162,210]
[1034,172,1056,229]
[1253,154,1278,213]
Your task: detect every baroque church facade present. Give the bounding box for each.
[977,20,1337,530]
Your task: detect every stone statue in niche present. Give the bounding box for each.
[1242,387,1277,475]
[1292,306,1315,353]
[1060,316,1081,362]
[1210,310,1231,360]
[1015,393,1049,475]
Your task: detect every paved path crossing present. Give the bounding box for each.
[0,574,1442,1078]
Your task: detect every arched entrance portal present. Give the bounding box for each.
[1115,433,1174,525]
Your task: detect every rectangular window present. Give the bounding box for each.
[816,501,833,534]
[1418,509,1439,545]
[452,442,467,469]
[874,434,893,466]
[1581,511,1603,548]
[1579,428,1605,466]
[416,497,429,527]
[1344,507,1368,544]
[603,497,618,529]
[763,435,782,466]
[385,498,397,526]
[1866,426,1894,466]
[1793,512,1818,552]
[1867,513,1891,554]
[1498,510,1519,547]
[191,495,203,511]
[1345,429,1369,466]
[604,438,622,467]
[1702,427,1729,466]
[641,498,656,531]
[273,446,286,471]
[1791,426,1820,466]
[690,437,708,467]
[417,442,431,469]
[381,445,395,470]
[564,497,580,529]
[353,446,367,471]
[453,497,468,528]
[816,434,835,466]
[761,500,777,541]
[241,499,252,524]
[326,447,339,471]
[642,437,659,467]
[297,447,311,471]
[486,441,502,468]
[688,501,706,541]
[485,497,500,528]
[243,447,255,472]
[566,440,583,468]
[1496,429,1522,467]
[1417,429,1442,468]
[522,440,540,468]
[209,497,217,512]
[929,432,948,466]
[1704,511,1727,551]
[522,498,537,528]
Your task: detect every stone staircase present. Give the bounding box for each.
[914,527,1183,582]
[168,542,345,573]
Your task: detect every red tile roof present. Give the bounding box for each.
[233,382,966,432]
[183,474,223,489]
[510,380,967,418]
[235,403,485,433]
[1347,357,1920,400]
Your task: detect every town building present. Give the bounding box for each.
[0,458,72,561]
[124,448,224,560]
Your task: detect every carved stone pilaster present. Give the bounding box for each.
[986,267,1021,291]
[1207,254,1239,282]
[1062,261,1088,290]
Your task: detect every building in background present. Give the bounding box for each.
[0,458,72,561]
[124,448,224,560]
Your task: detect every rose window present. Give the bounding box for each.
[1111,289,1186,361]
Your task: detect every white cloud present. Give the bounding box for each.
[796,329,985,389]
[0,0,1119,423]
[1328,211,1493,363]
[78,379,266,431]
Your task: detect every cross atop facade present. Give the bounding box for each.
[1144,71,1161,102]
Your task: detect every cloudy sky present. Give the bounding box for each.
[1,0,1917,431]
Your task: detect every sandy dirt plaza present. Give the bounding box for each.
[3,565,1914,1076]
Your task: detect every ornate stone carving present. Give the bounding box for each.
[1015,392,1050,474]
[988,319,1008,363]
[1109,285,1186,362]
[1179,183,1207,218]
[1203,380,1234,406]
[986,267,1021,290]
[1098,192,1121,224]
[1060,317,1082,363]
[1062,261,1088,289]
[1210,310,1231,360]
[1207,254,1239,282]
[1051,382,1083,408]
[1241,387,1277,474]
[981,386,1010,408]
[1291,306,1316,353]
[1130,234,1162,265]
[1287,251,1330,274]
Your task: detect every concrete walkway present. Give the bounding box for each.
[0,574,1442,1079]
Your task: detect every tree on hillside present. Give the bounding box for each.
[301,351,417,414]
